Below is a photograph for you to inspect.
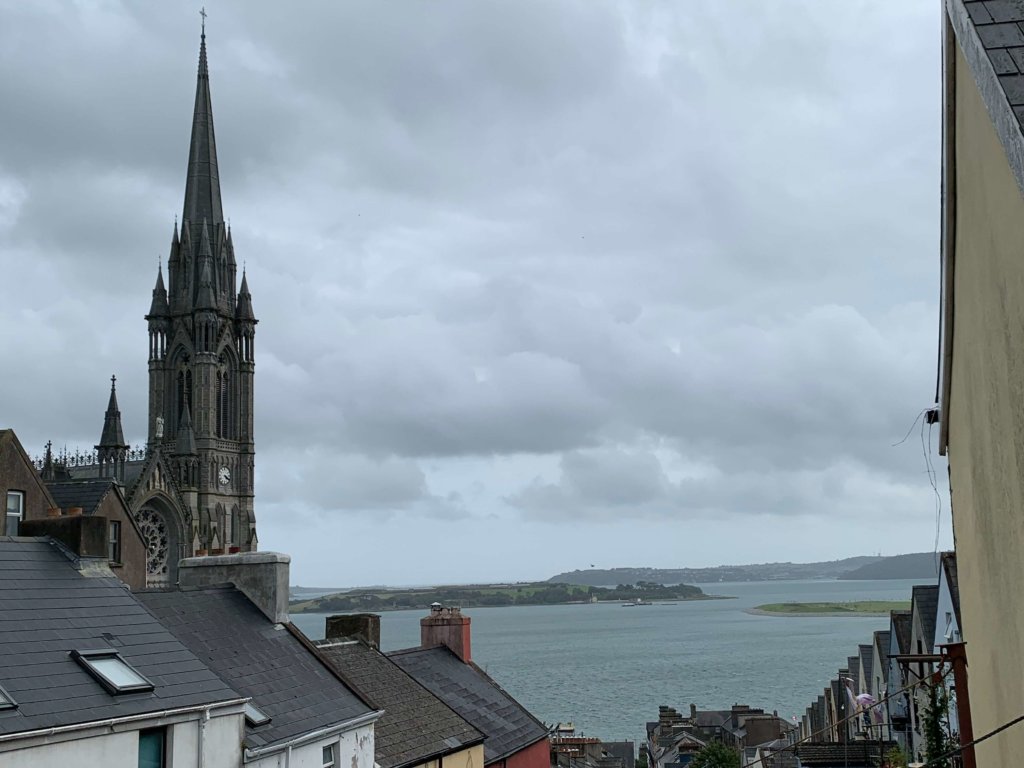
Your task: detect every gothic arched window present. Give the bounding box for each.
[177,368,192,431]
[217,364,233,439]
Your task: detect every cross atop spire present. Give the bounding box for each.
[182,22,222,230]
[98,374,127,450]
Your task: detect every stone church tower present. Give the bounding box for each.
[40,29,258,587]
[143,27,258,569]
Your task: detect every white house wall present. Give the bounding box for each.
[0,711,245,768]
[934,570,961,648]
[247,722,375,768]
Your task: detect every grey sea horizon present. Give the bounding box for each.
[292,578,923,744]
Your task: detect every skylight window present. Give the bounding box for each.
[0,683,17,711]
[72,650,154,695]
[244,702,271,727]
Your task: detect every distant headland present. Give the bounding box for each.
[547,552,940,586]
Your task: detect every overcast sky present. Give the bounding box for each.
[0,1,951,586]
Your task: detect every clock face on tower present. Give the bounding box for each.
[218,466,231,486]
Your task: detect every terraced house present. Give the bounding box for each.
[938,0,1024,764]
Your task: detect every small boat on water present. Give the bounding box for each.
[622,598,653,606]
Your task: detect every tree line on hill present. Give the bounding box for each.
[292,580,707,613]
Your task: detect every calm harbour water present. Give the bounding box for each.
[291,579,921,743]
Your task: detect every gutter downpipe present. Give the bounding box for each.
[243,709,383,762]
[0,697,248,745]
[198,706,209,768]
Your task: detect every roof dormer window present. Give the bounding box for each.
[72,649,154,694]
[0,683,17,710]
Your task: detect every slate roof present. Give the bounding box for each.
[912,585,940,650]
[962,0,1024,130]
[858,644,873,687]
[795,741,897,767]
[316,639,483,768]
[0,538,239,736]
[891,611,912,654]
[846,657,859,694]
[603,741,636,768]
[45,478,116,515]
[137,585,375,750]
[390,646,549,763]
[873,631,890,684]
[67,460,145,489]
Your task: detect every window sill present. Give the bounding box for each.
[108,562,124,568]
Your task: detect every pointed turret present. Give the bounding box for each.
[176,396,197,455]
[98,375,127,449]
[96,375,129,482]
[182,28,223,231]
[40,440,56,481]
[148,263,169,317]
[235,269,256,321]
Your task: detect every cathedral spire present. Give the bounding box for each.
[182,23,223,230]
[98,375,127,449]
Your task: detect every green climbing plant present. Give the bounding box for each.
[922,680,957,768]
[689,741,740,768]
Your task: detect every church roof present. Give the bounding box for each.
[182,29,223,230]
[0,539,240,737]
[137,585,376,751]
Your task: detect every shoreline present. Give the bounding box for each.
[292,594,737,615]
[744,607,894,618]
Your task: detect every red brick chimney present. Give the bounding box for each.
[421,603,471,662]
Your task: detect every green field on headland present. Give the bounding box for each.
[290,580,724,613]
[749,600,910,617]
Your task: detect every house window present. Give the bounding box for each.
[138,728,166,768]
[322,744,337,768]
[72,649,154,694]
[0,682,17,711]
[109,520,122,563]
[5,491,24,535]
[244,702,271,727]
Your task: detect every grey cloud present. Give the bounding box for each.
[0,0,950,574]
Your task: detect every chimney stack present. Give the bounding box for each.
[690,703,697,721]
[325,613,381,648]
[421,603,471,662]
[179,551,290,624]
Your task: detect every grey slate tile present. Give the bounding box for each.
[982,0,1024,23]
[1001,73,1024,103]
[969,6,992,26]
[988,48,1019,73]
[976,21,1024,46]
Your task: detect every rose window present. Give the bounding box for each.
[136,508,169,577]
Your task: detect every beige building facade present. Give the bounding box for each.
[938,1,1024,765]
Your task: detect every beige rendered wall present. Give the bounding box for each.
[442,744,485,768]
[949,45,1024,767]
